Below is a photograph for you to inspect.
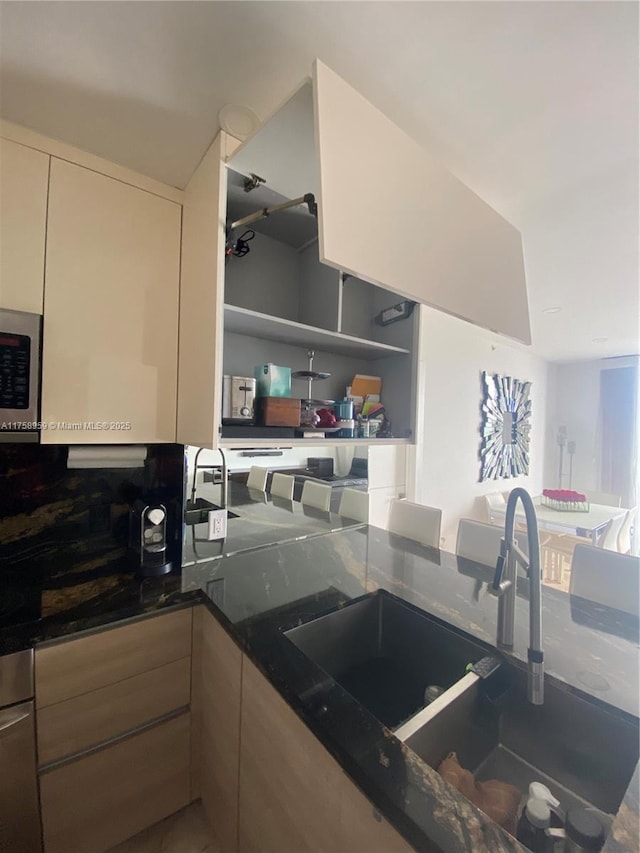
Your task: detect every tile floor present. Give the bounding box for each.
[107,801,220,853]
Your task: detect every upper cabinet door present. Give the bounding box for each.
[0,138,49,313]
[41,159,181,444]
[313,62,531,345]
[230,61,531,345]
[176,133,227,449]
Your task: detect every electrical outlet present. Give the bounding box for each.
[207,508,227,541]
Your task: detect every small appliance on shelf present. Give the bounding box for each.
[222,375,256,424]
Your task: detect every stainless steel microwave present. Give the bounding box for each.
[0,308,41,442]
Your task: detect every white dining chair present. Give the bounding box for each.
[300,480,332,512]
[388,499,441,549]
[570,543,640,616]
[597,515,626,552]
[483,493,506,525]
[456,518,505,567]
[617,507,638,555]
[270,472,295,501]
[246,466,268,492]
[585,491,622,508]
[338,488,369,522]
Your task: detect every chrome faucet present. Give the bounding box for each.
[492,487,544,705]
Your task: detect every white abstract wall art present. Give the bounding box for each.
[479,371,532,481]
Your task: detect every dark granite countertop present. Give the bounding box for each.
[0,570,200,656]
[181,525,639,853]
[2,521,638,852]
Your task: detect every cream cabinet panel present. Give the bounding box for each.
[37,656,191,766]
[199,607,242,852]
[41,158,181,443]
[313,61,531,345]
[36,608,192,708]
[176,132,227,449]
[231,62,530,345]
[239,655,411,852]
[0,138,49,312]
[314,62,531,344]
[40,711,191,853]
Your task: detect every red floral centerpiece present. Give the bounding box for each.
[541,489,589,512]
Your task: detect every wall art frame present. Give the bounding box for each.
[479,371,532,481]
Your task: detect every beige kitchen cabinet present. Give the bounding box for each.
[0,137,49,313]
[178,127,419,449]
[238,655,412,853]
[37,657,190,765]
[39,711,190,853]
[195,606,243,852]
[35,607,192,709]
[36,608,193,853]
[178,58,529,450]
[177,132,227,449]
[231,59,530,345]
[41,157,181,444]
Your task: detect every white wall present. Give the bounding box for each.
[412,306,550,550]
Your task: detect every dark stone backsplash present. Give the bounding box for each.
[0,444,185,598]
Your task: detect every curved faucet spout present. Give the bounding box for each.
[492,488,544,705]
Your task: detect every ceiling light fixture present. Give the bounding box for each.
[542,307,562,315]
[218,104,260,141]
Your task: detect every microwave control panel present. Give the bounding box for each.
[0,333,30,409]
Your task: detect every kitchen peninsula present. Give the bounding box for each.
[182,482,365,566]
[3,514,638,853]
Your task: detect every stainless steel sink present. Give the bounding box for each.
[396,650,639,825]
[284,590,490,729]
[285,589,639,834]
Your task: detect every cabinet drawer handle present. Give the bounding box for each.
[0,708,30,734]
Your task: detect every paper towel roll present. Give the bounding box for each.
[67,446,147,469]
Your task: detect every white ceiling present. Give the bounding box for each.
[0,1,637,363]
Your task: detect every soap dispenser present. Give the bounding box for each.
[517,797,553,853]
[529,782,565,825]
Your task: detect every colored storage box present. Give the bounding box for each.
[254,363,292,398]
[256,397,301,427]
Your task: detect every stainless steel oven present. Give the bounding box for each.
[0,649,42,852]
[0,308,41,442]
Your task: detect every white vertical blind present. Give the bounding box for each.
[599,364,638,507]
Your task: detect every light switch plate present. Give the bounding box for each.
[207,508,227,540]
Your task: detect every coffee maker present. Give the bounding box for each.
[129,501,173,577]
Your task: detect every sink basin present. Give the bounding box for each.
[286,589,639,837]
[397,655,639,824]
[284,590,490,729]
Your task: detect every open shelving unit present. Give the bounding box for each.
[224,304,410,360]
[220,436,410,449]
[221,167,418,446]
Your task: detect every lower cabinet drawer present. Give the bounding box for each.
[36,608,192,708]
[37,656,191,766]
[40,711,190,853]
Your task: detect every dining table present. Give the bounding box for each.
[492,496,627,544]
